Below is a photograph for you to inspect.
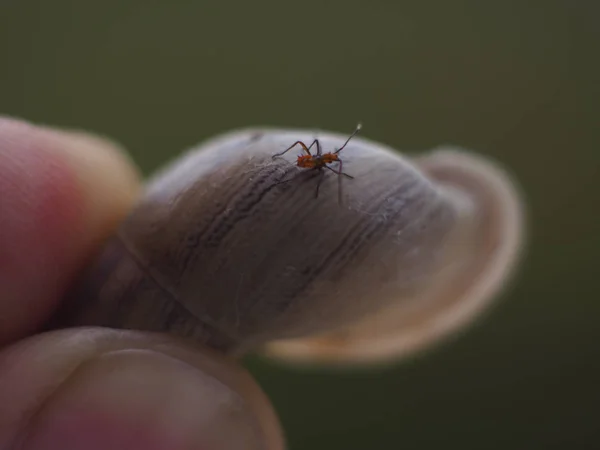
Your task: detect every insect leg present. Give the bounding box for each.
[325,161,354,205]
[314,168,325,199]
[272,141,312,159]
[311,138,322,156]
[273,138,323,159]
[325,161,354,179]
[304,139,322,156]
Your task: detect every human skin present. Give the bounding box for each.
[0,117,284,450]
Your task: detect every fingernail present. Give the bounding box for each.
[48,127,142,244]
[23,349,268,450]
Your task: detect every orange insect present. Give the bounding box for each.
[272,123,362,203]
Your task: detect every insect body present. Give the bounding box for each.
[296,152,339,169]
[272,124,362,204]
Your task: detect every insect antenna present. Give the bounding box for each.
[334,123,362,154]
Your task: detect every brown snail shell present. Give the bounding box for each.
[263,148,524,366]
[48,127,525,365]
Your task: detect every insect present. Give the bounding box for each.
[272,123,362,204]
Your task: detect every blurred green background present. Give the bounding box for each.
[1,1,598,448]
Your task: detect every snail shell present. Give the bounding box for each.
[48,127,524,364]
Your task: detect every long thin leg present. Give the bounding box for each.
[307,138,321,156]
[314,168,325,199]
[272,141,309,158]
[334,123,362,154]
[313,138,322,156]
[325,161,354,205]
[272,139,321,159]
[337,166,343,205]
[325,162,354,179]
[336,159,344,205]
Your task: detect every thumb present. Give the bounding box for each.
[0,328,284,450]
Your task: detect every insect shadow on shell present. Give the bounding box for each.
[271,124,362,205]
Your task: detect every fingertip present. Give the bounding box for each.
[0,116,141,343]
